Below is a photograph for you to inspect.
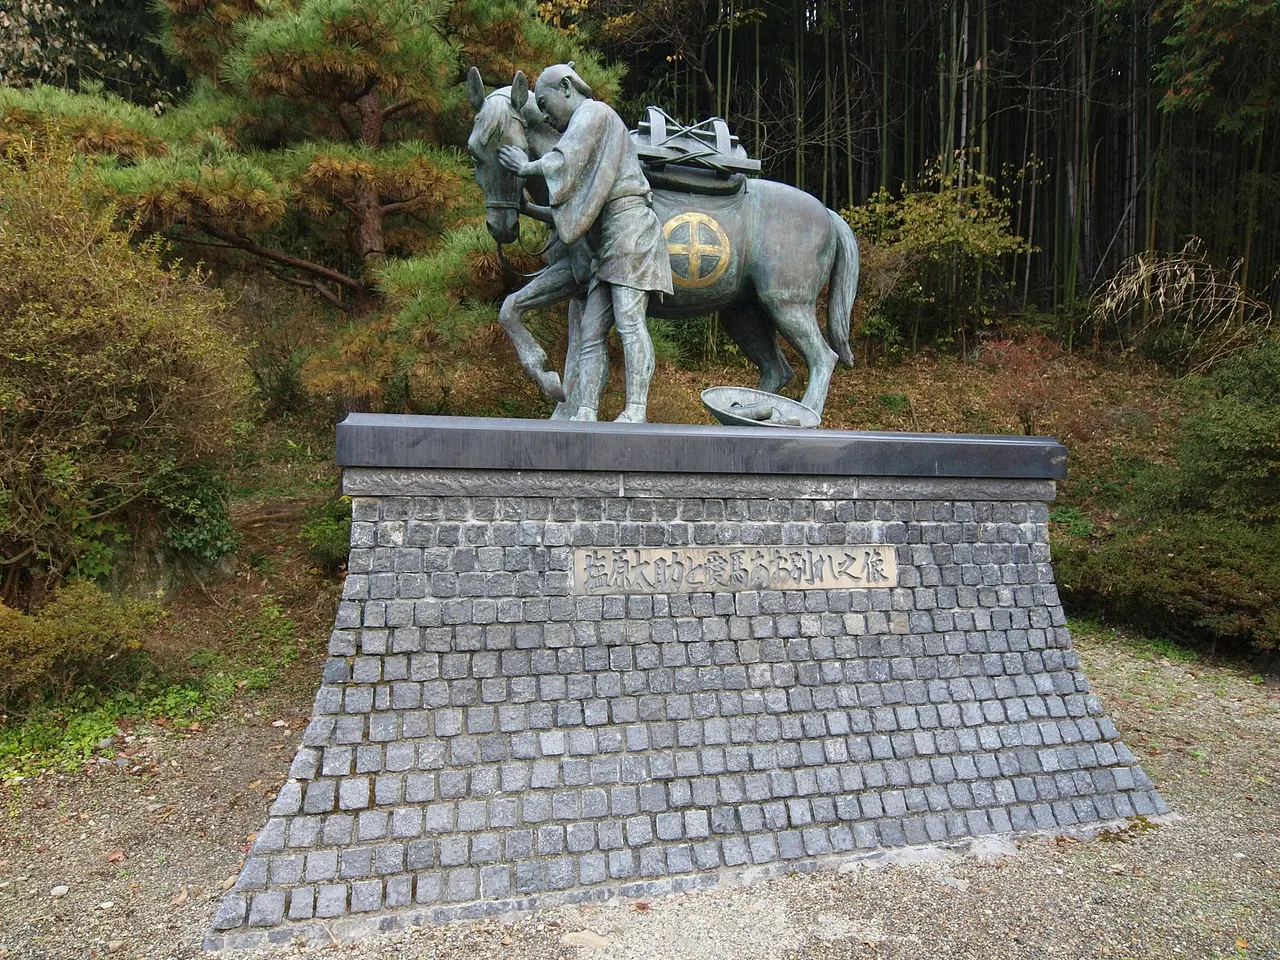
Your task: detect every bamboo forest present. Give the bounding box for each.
[559,0,1275,320]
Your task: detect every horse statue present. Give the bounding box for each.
[465,66,860,419]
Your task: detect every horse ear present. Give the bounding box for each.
[466,66,485,111]
[511,71,528,111]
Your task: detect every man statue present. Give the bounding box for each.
[498,63,673,423]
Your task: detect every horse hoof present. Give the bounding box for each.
[537,372,566,402]
[615,407,647,424]
[569,407,598,421]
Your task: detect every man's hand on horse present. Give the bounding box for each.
[498,145,535,177]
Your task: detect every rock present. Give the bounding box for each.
[221,875,237,891]
[107,941,125,954]
[939,876,970,891]
[561,930,610,949]
[50,885,69,898]
[812,914,863,943]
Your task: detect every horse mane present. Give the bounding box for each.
[466,88,512,152]
[470,84,556,161]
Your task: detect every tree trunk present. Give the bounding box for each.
[354,91,387,278]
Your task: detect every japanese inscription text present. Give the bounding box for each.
[570,545,899,595]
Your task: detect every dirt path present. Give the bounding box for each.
[2,628,1277,960]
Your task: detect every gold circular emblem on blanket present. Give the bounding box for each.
[663,212,731,289]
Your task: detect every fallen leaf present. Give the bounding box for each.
[105,849,126,864]
[634,901,650,912]
[170,888,189,906]
[1237,939,1249,950]
[246,780,262,790]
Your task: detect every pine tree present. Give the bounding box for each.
[2,0,615,312]
[3,0,616,407]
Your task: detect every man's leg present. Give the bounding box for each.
[611,284,654,423]
[570,284,614,421]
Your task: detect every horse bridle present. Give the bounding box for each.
[481,92,552,278]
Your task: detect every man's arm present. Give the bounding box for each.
[520,194,555,224]
[498,146,541,178]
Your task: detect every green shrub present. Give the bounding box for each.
[1055,513,1280,652]
[842,158,1029,355]
[1056,346,1280,654]
[300,497,352,574]
[1175,342,1280,521]
[0,581,158,707]
[0,137,252,602]
[157,469,241,562]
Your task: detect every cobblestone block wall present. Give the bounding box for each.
[205,468,1164,950]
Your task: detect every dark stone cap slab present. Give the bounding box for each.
[336,414,1067,479]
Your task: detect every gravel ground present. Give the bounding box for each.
[2,628,1277,960]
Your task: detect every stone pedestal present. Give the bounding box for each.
[204,416,1165,950]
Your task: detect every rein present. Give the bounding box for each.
[496,241,550,279]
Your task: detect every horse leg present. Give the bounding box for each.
[498,259,580,402]
[569,283,614,421]
[720,305,794,394]
[757,296,839,415]
[551,293,586,420]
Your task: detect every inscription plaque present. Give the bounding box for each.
[571,545,899,595]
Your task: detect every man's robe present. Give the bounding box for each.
[540,100,673,295]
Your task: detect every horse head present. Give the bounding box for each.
[467,67,562,244]
[466,66,534,245]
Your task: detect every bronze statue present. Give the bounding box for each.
[496,64,672,423]
[466,65,860,423]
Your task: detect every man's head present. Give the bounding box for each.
[534,62,592,133]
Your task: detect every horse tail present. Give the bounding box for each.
[825,208,859,366]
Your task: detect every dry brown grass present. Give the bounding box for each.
[1091,239,1274,373]
[441,333,1187,500]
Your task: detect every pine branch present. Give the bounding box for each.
[380,199,420,216]
[258,263,351,311]
[197,222,366,293]
[382,98,419,120]
[177,233,355,311]
[331,103,359,140]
